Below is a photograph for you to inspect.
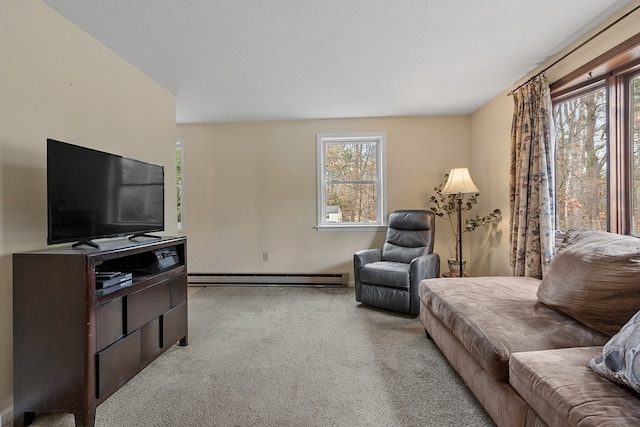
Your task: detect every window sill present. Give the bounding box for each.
[315,224,387,232]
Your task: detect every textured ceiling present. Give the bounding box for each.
[43,0,635,124]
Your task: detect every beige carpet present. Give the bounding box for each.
[27,286,494,426]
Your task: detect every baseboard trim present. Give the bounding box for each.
[1,405,13,427]
[188,273,348,287]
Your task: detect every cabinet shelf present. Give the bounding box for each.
[95,264,186,301]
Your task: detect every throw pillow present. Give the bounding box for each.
[536,229,640,336]
[589,309,640,394]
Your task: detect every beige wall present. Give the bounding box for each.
[469,94,513,276]
[0,0,176,420]
[179,2,640,282]
[178,116,471,278]
[468,3,640,277]
[1,0,637,422]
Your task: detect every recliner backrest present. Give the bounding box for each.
[382,210,435,264]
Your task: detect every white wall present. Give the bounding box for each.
[178,116,472,279]
[0,0,176,421]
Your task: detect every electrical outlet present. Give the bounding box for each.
[263,252,269,261]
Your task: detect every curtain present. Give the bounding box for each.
[509,75,555,279]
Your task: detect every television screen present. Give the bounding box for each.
[47,139,165,246]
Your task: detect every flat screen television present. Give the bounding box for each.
[47,139,165,248]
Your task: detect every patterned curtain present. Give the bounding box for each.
[509,75,555,279]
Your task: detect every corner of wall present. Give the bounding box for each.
[469,92,513,276]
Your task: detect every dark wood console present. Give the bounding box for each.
[13,236,188,427]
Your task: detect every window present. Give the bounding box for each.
[176,138,185,232]
[550,36,640,235]
[316,132,387,231]
[553,85,608,231]
[631,73,640,234]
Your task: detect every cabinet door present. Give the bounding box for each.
[96,298,124,352]
[140,317,161,363]
[168,273,187,308]
[127,281,170,333]
[96,330,141,399]
[163,302,187,348]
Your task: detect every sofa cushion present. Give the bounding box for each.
[359,261,410,290]
[510,347,640,427]
[589,309,640,394]
[419,277,609,382]
[536,229,640,336]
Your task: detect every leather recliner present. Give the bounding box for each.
[354,210,440,315]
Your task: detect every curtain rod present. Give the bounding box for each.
[508,4,640,96]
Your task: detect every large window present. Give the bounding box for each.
[316,132,387,231]
[551,36,640,235]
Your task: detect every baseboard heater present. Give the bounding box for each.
[188,273,348,287]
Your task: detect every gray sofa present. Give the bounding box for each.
[419,229,640,426]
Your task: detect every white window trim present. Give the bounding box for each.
[177,137,185,233]
[316,132,387,232]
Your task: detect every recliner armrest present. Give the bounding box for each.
[353,249,382,302]
[354,248,382,267]
[410,253,440,280]
[409,253,440,315]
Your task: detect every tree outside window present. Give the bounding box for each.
[553,86,608,231]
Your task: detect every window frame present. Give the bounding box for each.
[316,132,387,232]
[176,137,185,233]
[550,33,640,235]
[551,80,609,232]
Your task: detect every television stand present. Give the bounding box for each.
[129,232,162,240]
[13,237,188,427]
[72,239,100,249]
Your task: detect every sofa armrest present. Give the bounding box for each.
[354,249,382,301]
[409,253,440,314]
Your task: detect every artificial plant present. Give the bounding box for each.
[429,173,501,262]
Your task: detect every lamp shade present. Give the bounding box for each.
[441,168,479,195]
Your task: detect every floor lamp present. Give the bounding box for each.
[441,168,479,278]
